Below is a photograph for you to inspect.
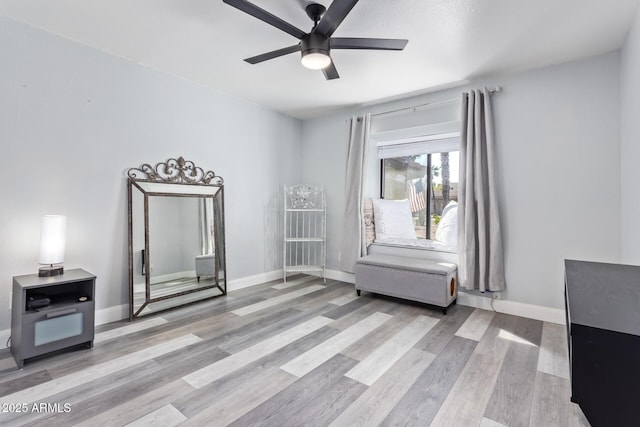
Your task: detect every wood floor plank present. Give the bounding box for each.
[179,368,298,426]
[382,335,477,426]
[480,417,509,427]
[415,303,474,355]
[483,316,543,427]
[0,353,18,373]
[288,285,352,313]
[283,376,367,427]
[0,334,201,413]
[187,306,298,341]
[329,348,435,427]
[272,275,320,289]
[182,316,333,388]
[125,404,186,427]
[341,304,428,361]
[0,369,52,397]
[429,314,517,427]
[219,305,333,355]
[229,354,359,427]
[320,298,395,331]
[33,343,225,426]
[6,360,162,426]
[231,284,326,316]
[455,308,496,341]
[345,315,439,386]
[529,371,590,427]
[280,312,392,378]
[94,317,168,344]
[537,321,570,379]
[328,292,360,306]
[6,339,221,426]
[32,348,213,427]
[174,326,340,418]
[74,379,195,427]
[321,294,376,321]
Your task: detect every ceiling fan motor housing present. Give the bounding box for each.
[306,3,326,23]
[301,33,330,57]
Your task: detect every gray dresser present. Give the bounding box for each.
[564,259,640,427]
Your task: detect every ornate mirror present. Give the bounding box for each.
[127,157,226,320]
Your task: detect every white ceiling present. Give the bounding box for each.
[1,0,638,119]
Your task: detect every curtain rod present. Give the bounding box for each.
[371,86,502,118]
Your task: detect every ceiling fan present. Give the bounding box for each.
[222,0,409,80]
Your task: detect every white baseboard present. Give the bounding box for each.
[95,304,129,325]
[456,291,566,325]
[0,329,9,350]
[227,269,283,291]
[325,269,355,284]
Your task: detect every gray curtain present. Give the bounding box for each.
[199,197,214,255]
[341,114,371,273]
[458,89,505,292]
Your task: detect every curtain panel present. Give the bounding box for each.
[458,89,506,292]
[340,114,371,273]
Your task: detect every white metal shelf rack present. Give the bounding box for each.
[283,184,326,283]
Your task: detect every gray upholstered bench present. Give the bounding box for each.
[195,254,215,282]
[355,254,458,314]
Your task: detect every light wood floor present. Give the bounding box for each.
[0,275,590,426]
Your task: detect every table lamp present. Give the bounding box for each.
[38,215,66,277]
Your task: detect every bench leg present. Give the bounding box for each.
[442,307,447,315]
[356,289,361,296]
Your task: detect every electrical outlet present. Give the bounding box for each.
[492,292,501,300]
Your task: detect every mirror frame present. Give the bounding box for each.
[126,157,226,320]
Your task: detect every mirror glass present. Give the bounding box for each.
[128,158,226,319]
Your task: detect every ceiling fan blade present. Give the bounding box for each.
[223,0,306,39]
[322,60,340,80]
[314,0,359,37]
[331,37,408,50]
[244,45,300,64]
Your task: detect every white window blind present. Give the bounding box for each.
[370,98,461,159]
[377,134,460,159]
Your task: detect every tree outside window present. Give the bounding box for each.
[382,151,459,241]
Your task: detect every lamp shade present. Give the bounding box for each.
[39,215,66,265]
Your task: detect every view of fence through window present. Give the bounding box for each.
[382,151,459,241]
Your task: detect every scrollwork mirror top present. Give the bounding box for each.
[127,156,224,185]
[127,156,226,320]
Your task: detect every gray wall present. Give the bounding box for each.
[621,5,640,264]
[0,17,302,331]
[301,52,622,310]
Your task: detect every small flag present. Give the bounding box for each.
[408,178,426,213]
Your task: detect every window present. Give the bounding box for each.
[370,98,461,247]
[380,140,459,243]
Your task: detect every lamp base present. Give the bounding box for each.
[39,265,64,277]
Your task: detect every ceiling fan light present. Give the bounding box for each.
[301,52,331,70]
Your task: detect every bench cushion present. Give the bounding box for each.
[356,254,456,275]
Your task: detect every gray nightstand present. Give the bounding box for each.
[11,269,96,368]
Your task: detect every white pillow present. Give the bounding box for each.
[435,201,458,246]
[371,199,416,240]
